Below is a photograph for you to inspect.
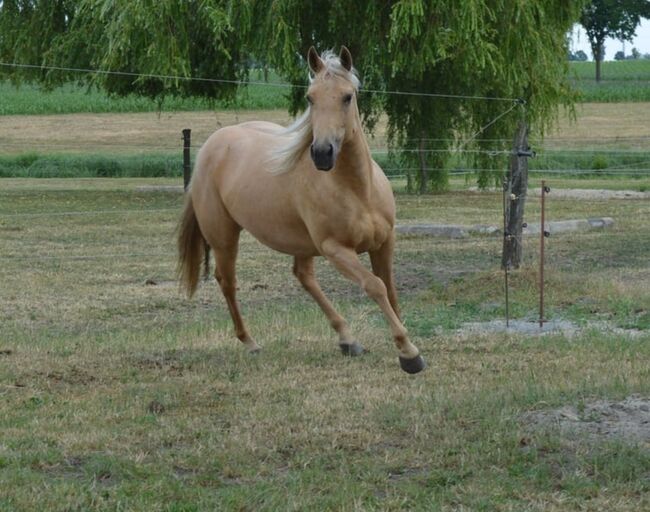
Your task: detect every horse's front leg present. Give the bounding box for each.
[320,239,425,374]
[293,256,364,356]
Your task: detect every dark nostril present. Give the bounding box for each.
[327,144,333,156]
[310,145,315,158]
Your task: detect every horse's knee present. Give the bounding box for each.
[362,275,388,301]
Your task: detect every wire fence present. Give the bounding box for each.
[1,62,645,175]
[1,64,648,271]
[2,136,649,177]
[0,61,521,102]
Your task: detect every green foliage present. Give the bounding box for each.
[1,1,590,191]
[0,0,250,101]
[0,0,75,80]
[261,1,587,191]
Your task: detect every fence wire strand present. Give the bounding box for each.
[0,61,520,102]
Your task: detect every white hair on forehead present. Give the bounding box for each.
[264,49,361,175]
[310,49,361,90]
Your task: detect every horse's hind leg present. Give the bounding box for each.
[293,256,364,356]
[205,221,261,353]
[369,234,400,319]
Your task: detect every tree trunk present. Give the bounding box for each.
[594,41,603,82]
[418,135,427,194]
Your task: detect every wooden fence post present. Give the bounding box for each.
[501,121,532,270]
[181,128,210,278]
[182,128,191,191]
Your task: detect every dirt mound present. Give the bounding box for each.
[523,395,650,444]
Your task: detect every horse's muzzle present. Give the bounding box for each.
[310,143,335,171]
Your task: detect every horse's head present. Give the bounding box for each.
[306,46,360,171]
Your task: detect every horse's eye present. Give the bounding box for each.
[306,95,314,105]
[343,94,353,104]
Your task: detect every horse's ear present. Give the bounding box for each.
[340,46,353,71]
[308,46,323,74]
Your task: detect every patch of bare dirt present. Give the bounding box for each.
[42,366,97,386]
[523,395,650,444]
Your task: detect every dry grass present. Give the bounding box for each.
[2,103,649,156]
[546,102,650,148]
[0,177,648,510]
[0,110,293,156]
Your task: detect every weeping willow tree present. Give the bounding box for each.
[259,0,586,191]
[0,0,250,102]
[1,0,585,191]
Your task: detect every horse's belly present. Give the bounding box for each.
[244,220,319,257]
[224,187,318,256]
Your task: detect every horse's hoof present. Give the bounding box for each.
[248,347,262,355]
[339,342,366,356]
[399,354,426,374]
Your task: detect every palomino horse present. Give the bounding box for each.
[178,47,425,374]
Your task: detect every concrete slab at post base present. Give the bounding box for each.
[396,218,614,238]
[523,217,614,235]
[395,224,468,238]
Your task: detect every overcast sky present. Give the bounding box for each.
[570,19,650,60]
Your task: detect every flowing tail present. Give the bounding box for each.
[177,196,207,297]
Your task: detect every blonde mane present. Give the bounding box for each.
[268,51,360,175]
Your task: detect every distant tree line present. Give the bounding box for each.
[614,48,650,60]
[569,47,650,62]
[568,50,590,61]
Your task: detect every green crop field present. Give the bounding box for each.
[0,72,290,116]
[570,59,650,80]
[570,59,650,102]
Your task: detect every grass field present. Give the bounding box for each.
[1,176,649,510]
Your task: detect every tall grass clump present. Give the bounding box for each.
[0,153,182,178]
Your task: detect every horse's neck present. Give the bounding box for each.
[336,122,373,197]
